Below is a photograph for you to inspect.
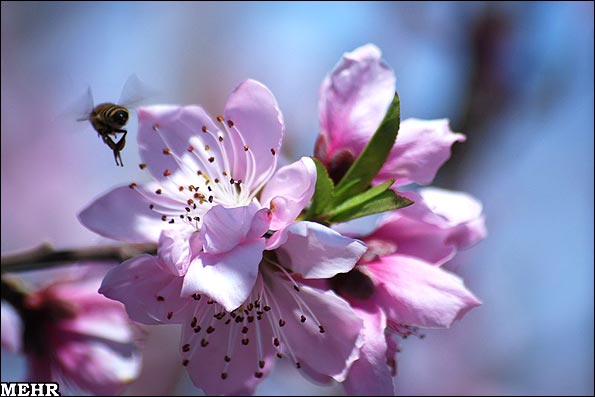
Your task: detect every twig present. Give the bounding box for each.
[1,243,157,273]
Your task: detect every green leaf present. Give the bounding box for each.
[304,157,335,219]
[329,180,395,216]
[333,92,401,204]
[327,189,413,224]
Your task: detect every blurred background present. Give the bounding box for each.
[1,1,593,395]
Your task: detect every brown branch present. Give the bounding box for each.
[1,243,157,273]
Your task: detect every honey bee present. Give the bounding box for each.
[85,103,130,166]
[76,75,150,167]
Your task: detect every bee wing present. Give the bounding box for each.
[75,86,94,121]
[53,85,94,130]
[117,74,156,110]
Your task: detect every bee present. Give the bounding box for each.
[75,75,151,167]
[86,103,130,166]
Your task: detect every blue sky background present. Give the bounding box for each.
[2,2,593,395]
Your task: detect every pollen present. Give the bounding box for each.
[208,157,215,163]
[182,359,189,366]
[128,183,137,189]
[218,136,224,142]
[182,344,191,352]
[152,123,160,131]
[271,148,276,155]
[217,116,224,122]
[221,373,228,380]
[227,119,234,127]
[244,145,249,151]
[163,148,171,155]
[156,296,165,301]
[202,125,207,133]
[201,338,209,347]
[155,189,162,195]
[163,169,171,177]
[167,312,173,320]
[205,145,210,151]
[188,145,194,152]
[139,163,147,169]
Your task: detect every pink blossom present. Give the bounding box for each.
[314,44,486,395]
[0,266,141,395]
[331,189,486,395]
[79,80,367,395]
[316,44,465,185]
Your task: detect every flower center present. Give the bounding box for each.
[132,115,275,231]
[166,264,327,381]
[329,268,376,300]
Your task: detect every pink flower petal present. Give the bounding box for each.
[319,44,395,159]
[269,278,363,382]
[99,254,188,325]
[260,157,317,230]
[365,254,481,328]
[158,228,193,276]
[137,105,221,184]
[78,183,191,243]
[343,302,395,396]
[200,204,268,255]
[378,118,466,186]
[224,79,284,190]
[182,240,265,312]
[53,332,141,395]
[370,189,486,265]
[58,295,135,345]
[276,221,366,279]
[1,301,22,353]
[418,187,487,248]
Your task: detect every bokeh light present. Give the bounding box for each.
[2,2,593,395]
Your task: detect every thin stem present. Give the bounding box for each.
[1,242,157,273]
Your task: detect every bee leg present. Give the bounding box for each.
[114,131,127,167]
[102,135,122,166]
